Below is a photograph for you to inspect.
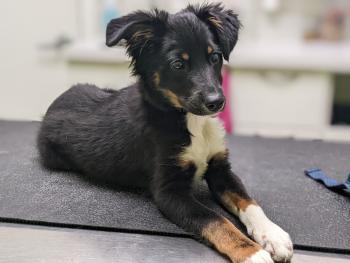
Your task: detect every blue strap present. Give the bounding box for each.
[305,168,350,191]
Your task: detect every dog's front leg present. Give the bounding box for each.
[205,153,293,262]
[152,163,272,263]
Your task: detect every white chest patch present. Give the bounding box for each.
[179,113,226,179]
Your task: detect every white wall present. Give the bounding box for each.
[0,1,77,121]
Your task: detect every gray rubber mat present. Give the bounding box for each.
[0,121,349,253]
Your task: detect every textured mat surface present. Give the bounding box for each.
[0,121,349,252]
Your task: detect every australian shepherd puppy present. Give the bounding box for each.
[37,4,293,263]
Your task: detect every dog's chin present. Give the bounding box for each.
[182,105,217,116]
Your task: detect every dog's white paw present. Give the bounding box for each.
[249,221,293,262]
[239,205,293,262]
[242,249,273,263]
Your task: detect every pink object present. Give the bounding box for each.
[218,66,233,134]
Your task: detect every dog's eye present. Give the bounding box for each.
[171,60,184,70]
[210,53,221,64]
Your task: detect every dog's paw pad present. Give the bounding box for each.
[251,223,293,262]
[242,249,273,263]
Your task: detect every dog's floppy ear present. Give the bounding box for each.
[106,9,168,58]
[186,4,240,61]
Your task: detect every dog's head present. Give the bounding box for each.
[106,4,240,115]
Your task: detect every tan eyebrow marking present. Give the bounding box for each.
[208,46,213,54]
[181,53,189,60]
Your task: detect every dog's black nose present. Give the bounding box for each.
[204,94,225,112]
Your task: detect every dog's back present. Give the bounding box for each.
[46,84,113,115]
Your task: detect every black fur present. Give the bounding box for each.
[186,4,240,60]
[37,4,257,261]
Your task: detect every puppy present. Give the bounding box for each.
[37,4,293,263]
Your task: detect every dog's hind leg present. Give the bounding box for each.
[205,152,293,263]
[37,137,76,172]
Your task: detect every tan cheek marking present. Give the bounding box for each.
[153,72,160,87]
[208,46,213,54]
[202,217,260,262]
[162,90,182,108]
[181,53,189,60]
[222,192,257,214]
[208,16,223,30]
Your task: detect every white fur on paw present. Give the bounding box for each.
[250,222,293,262]
[242,249,273,263]
[240,205,293,262]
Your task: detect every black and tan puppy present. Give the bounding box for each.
[37,4,293,263]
